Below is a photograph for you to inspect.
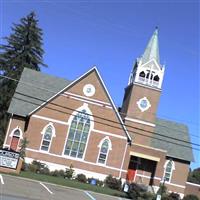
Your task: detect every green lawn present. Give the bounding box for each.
[17,171,128,198]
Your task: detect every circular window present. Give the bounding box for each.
[83,84,95,97]
[137,97,151,112]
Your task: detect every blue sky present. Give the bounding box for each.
[1,1,199,169]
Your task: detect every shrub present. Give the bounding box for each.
[104,175,122,191]
[50,170,60,177]
[64,164,74,179]
[96,179,104,187]
[183,194,199,200]
[162,192,181,200]
[28,163,37,172]
[50,169,65,177]
[128,183,154,200]
[157,184,168,195]
[76,174,87,183]
[58,169,65,177]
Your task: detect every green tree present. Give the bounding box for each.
[0,11,47,146]
[188,168,200,184]
[19,137,29,159]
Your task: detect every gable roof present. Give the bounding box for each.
[150,118,194,162]
[8,68,71,117]
[8,67,131,142]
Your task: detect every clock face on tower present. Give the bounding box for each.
[137,97,151,112]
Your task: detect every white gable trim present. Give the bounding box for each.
[125,117,155,127]
[140,58,161,70]
[94,67,132,142]
[62,93,112,109]
[186,182,200,187]
[32,114,69,126]
[64,91,111,106]
[29,66,131,142]
[93,129,127,140]
[28,67,97,116]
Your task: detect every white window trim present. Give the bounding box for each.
[96,136,112,165]
[137,97,151,112]
[9,126,23,139]
[62,103,94,160]
[163,160,175,183]
[9,126,23,151]
[40,122,56,153]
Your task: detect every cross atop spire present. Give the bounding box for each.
[141,27,160,64]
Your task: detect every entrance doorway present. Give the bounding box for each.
[127,155,157,185]
[10,129,21,151]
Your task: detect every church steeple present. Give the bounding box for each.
[141,27,160,65]
[128,28,164,89]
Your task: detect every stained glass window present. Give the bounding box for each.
[98,139,110,164]
[164,160,174,182]
[41,125,53,151]
[64,109,90,159]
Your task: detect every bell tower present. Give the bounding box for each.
[121,28,165,127]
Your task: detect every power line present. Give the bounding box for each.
[0,73,199,145]
[1,74,200,153]
[2,87,199,153]
[0,73,199,137]
[9,93,200,153]
[12,90,200,149]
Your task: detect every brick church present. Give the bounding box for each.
[3,29,193,197]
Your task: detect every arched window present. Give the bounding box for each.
[97,137,112,164]
[40,123,55,152]
[163,160,175,182]
[154,75,160,82]
[64,109,91,159]
[10,128,22,151]
[139,71,145,78]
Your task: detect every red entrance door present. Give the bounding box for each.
[127,169,137,182]
[10,136,19,151]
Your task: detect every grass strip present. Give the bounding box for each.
[17,171,128,198]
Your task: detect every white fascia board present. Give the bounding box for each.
[94,67,132,142]
[28,67,97,116]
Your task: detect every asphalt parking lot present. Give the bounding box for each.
[0,174,127,200]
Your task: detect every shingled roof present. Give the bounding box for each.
[152,118,194,162]
[8,68,71,117]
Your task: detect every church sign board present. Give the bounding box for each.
[0,149,20,169]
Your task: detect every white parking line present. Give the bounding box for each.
[84,191,96,200]
[0,175,4,185]
[39,182,53,194]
